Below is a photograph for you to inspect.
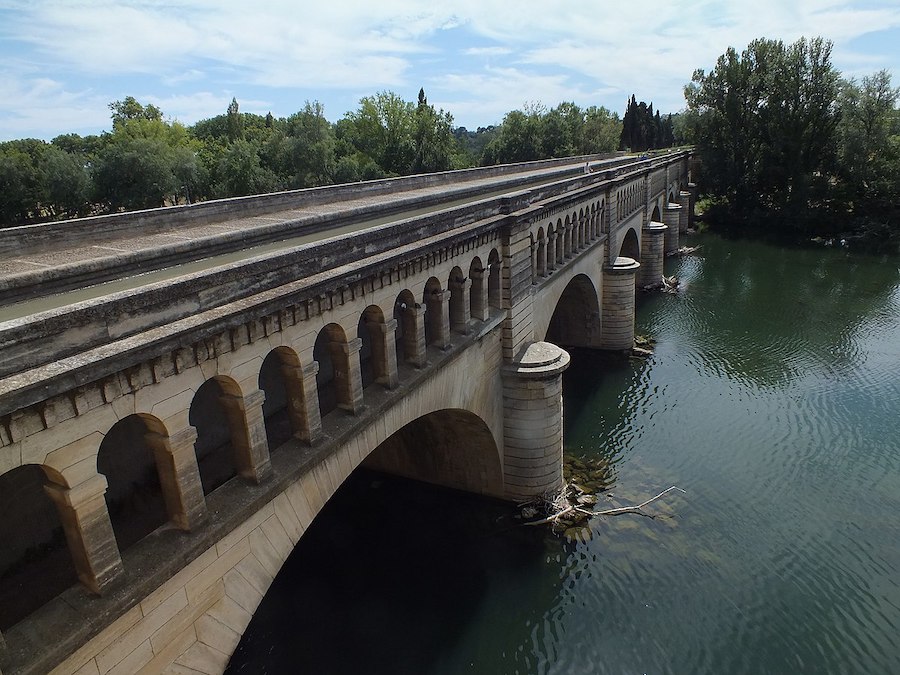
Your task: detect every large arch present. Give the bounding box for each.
[619,227,640,261]
[543,273,603,349]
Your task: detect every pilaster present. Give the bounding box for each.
[663,203,681,255]
[219,389,272,484]
[282,361,323,445]
[375,319,400,389]
[337,337,365,413]
[470,269,490,320]
[402,304,427,367]
[43,474,124,594]
[502,342,570,500]
[145,427,208,530]
[639,222,667,289]
[547,234,557,271]
[601,256,640,350]
[426,290,451,350]
[449,277,472,334]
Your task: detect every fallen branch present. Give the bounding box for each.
[591,486,686,516]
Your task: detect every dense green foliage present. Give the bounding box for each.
[685,36,900,249]
[619,96,676,151]
[0,91,628,227]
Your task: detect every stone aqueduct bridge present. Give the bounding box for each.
[0,151,693,674]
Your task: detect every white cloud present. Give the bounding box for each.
[1,0,899,138]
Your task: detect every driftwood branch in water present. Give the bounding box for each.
[523,485,685,526]
[591,486,686,516]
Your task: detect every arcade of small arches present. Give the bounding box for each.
[0,248,507,635]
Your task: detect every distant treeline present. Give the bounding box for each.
[0,90,681,226]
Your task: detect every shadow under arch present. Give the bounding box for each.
[543,273,602,350]
[619,227,640,261]
[362,408,504,497]
[225,408,528,675]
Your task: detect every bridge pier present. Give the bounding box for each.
[43,474,124,594]
[146,427,209,530]
[663,203,682,255]
[601,257,641,350]
[373,319,400,389]
[687,182,698,227]
[338,338,366,413]
[679,191,691,233]
[426,289,452,350]
[640,222,667,288]
[502,342,570,500]
[0,628,7,674]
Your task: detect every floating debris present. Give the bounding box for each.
[666,245,702,257]
[662,275,680,294]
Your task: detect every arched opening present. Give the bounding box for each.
[314,323,354,416]
[620,228,640,261]
[359,305,391,388]
[191,376,242,494]
[423,277,445,347]
[363,409,503,497]
[448,267,468,334]
[488,249,502,310]
[260,347,305,450]
[535,229,546,277]
[393,289,419,367]
[97,414,169,553]
[0,465,77,631]
[545,274,602,349]
[651,204,662,222]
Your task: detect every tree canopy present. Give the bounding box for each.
[685,36,899,248]
[0,89,642,227]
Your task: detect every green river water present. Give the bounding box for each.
[227,232,900,674]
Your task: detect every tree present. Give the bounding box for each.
[109,96,162,129]
[685,37,841,227]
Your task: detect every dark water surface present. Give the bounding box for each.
[227,233,900,674]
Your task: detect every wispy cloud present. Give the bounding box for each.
[1,0,899,139]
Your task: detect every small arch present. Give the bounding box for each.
[259,346,305,450]
[0,464,78,631]
[314,323,355,416]
[358,305,392,388]
[97,413,170,553]
[191,376,244,494]
[468,258,488,320]
[651,204,662,222]
[447,266,468,333]
[423,277,445,347]
[394,289,420,367]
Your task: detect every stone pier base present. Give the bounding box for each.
[601,257,640,350]
[639,222,667,288]
[502,342,570,501]
[663,203,682,255]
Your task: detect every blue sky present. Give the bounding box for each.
[2,0,899,142]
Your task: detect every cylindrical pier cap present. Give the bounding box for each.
[505,341,570,379]
[608,256,641,274]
